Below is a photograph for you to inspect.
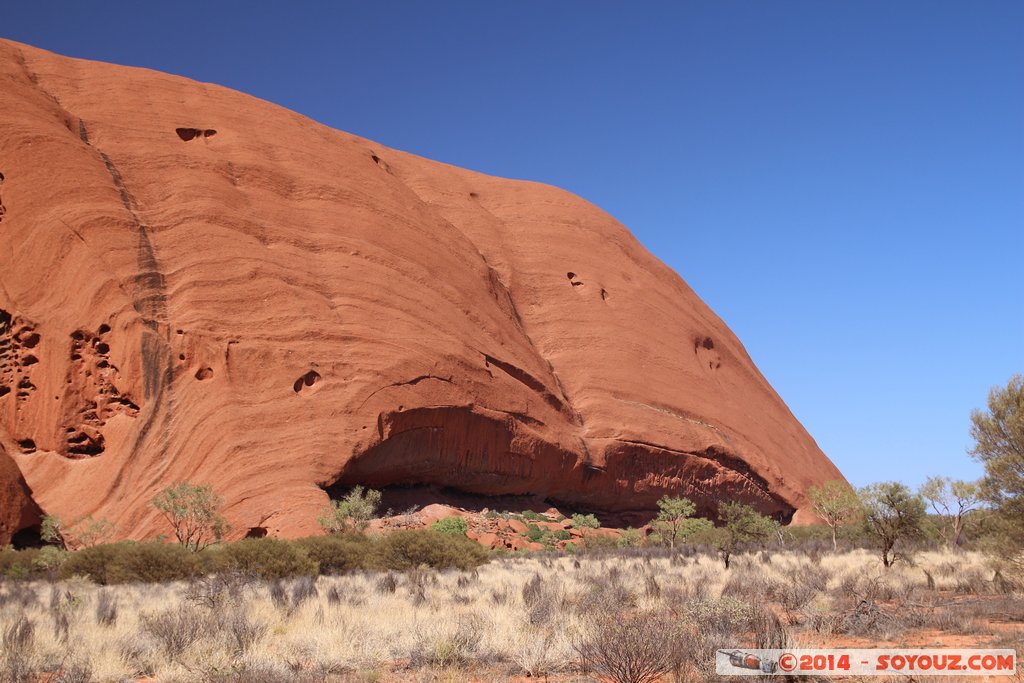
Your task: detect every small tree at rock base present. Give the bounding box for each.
[654,496,708,551]
[807,480,861,551]
[152,482,229,552]
[317,485,382,534]
[859,481,925,567]
[709,502,777,569]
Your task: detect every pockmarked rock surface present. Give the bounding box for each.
[0,40,845,543]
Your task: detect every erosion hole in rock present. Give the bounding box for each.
[571,281,584,287]
[178,353,186,361]
[566,272,575,280]
[18,438,36,452]
[600,288,608,301]
[245,527,268,539]
[21,355,38,366]
[98,324,111,334]
[176,127,214,141]
[0,387,9,398]
[11,526,44,550]
[195,367,214,381]
[694,336,715,353]
[293,369,322,393]
[19,332,39,348]
[67,431,105,457]
[95,342,110,355]
[469,191,479,198]
[0,172,4,182]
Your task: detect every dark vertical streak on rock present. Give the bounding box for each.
[77,121,174,473]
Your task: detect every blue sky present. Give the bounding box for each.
[4,2,1021,488]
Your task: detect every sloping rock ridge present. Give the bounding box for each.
[0,40,844,543]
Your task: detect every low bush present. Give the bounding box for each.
[294,533,377,574]
[59,541,199,584]
[431,517,469,536]
[209,537,317,579]
[377,530,489,570]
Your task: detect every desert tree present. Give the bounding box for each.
[317,485,382,534]
[570,513,601,530]
[42,514,115,550]
[710,502,777,569]
[969,374,1024,576]
[152,482,229,551]
[918,476,983,548]
[807,479,861,551]
[859,481,925,567]
[654,495,711,551]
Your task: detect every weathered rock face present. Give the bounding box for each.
[0,446,40,545]
[0,39,844,543]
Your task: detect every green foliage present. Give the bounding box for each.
[919,476,983,548]
[378,530,489,570]
[807,479,861,551]
[616,527,645,548]
[711,502,778,569]
[0,546,45,580]
[210,537,317,579]
[430,517,469,536]
[295,534,378,574]
[859,481,926,567]
[525,523,545,542]
[60,541,199,584]
[33,546,67,574]
[654,496,697,549]
[970,374,1024,577]
[317,485,382,534]
[152,482,229,551]
[571,513,600,529]
[553,529,572,541]
[521,510,544,521]
[581,533,618,552]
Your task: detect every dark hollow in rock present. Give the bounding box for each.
[293,369,322,393]
[194,367,214,381]
[176,128,217,141]
[17,439,36,453]
[245,527,268,539]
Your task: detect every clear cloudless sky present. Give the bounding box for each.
[3,2,1021,488]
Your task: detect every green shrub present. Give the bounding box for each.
[582,534,618,552]
[526,524,545,542]
[431,517,469,536]
[378,530,488,570]
[61,541,199,584]
[521,510,544,521]
[617,527,644,548]
[571,513,600,529]
[211,537,317,579]
[553,529,572,541]
[0,547,44,580]
[295,534,378,574]
[108,542,199,583]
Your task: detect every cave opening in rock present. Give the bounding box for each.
[11,525,44,550]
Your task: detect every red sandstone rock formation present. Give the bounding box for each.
[0,39,845,544]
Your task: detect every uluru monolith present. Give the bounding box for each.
[0,39,844,543]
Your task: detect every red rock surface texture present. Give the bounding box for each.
[0,40,844,543]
